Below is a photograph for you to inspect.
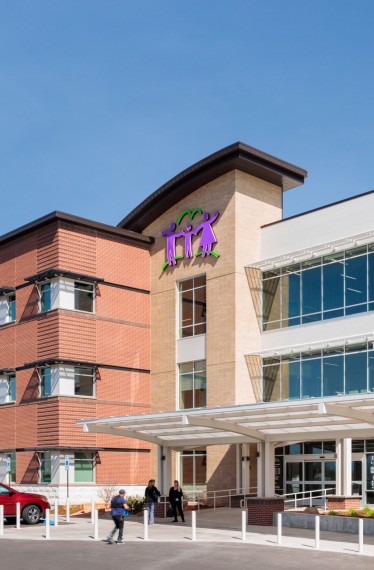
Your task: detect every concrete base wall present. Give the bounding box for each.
[275,512,374,535]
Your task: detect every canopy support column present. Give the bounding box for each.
[241,443,250,492]
[158,445,172,496]
[264,441,275,497]
[257,442,265,497]
[343,438,352,496]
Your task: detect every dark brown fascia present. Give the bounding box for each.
[24,268,105,284]
[0,211,154,247]
[117,141,308,232]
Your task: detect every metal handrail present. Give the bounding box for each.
[184,486,258,510]
[280,487,336,510]
[240,487,336,510]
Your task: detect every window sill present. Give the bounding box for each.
[0,401,16,406]
[0,320,16,328]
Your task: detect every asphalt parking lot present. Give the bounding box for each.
[1,540,374,570]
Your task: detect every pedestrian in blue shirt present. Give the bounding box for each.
[107,489,129,544]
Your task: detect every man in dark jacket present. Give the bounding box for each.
[169,480,185,522]
[107,489,129,544]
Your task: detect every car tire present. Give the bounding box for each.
[22,505,41,525]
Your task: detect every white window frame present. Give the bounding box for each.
[74,451,96,483]
[38,367,52,398]
[178,360,206,410]
[74,281,95,314]
[0,292,16,325]
[177,275,206,339]
[74,367,96,397]
[0,374,16,404]
[38,281,52,313]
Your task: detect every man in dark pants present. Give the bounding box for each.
[107,489,129,544]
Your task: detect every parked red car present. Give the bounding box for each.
[0,482,50,524]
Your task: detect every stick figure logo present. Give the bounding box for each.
[161,208,220,271]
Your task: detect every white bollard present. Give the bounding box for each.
[315,515,320,549]
[45,508,50,540]
[192,510,196,541]
[144,509,149,541]
[91,498,95,524]
[94,509,99,540]
[54,499,59,527]
[241,510,246,541]
[358,518,364,554]
[0,505,4,535]
[16,502,21,529]
[66,498,70,522]
[277,513,282,545]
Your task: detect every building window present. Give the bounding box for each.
[8,452,16,484]
[74,282,94,312]
[39,282,51,312]
[40,367,52,397]
[179,361,206,409]
[0,292,16,325]
[74,452,95,482]
[74,367,95,397]
[0,374,16,404]
[180,448,206,488]
[7,295,16,322]
[262,244,374,330]
[178,275,206,338]
[262,342,374,402]
[8,374,16,402]
[39,451,52,483]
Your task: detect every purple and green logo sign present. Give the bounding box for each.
[161,208,220,271]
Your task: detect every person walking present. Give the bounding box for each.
[144,479,161,525]
[107,489,129,544]
[169,480,185,522]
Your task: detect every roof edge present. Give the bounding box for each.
[118,142,307,232]
[0,211,154,247]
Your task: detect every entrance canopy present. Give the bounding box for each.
[78,394,374,450]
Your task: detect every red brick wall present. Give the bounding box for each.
[96,451,150,485]
[0,219,152,485]
[328,496,361,510]
[247,497,284,526]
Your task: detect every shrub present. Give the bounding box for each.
[328,510,338,516]
[347,508,359,517]
[126,495,145,514]
[97,482,119,510]
[363,506,374,518]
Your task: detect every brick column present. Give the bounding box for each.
[246,497,284,526]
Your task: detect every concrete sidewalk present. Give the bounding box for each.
[1,508,374,558]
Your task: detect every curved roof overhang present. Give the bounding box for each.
[78,393,374,451]
[118,142,307,233]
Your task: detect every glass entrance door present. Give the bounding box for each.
[285,458,336,505]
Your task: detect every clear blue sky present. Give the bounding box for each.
[1,0,374,235]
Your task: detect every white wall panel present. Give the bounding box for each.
[261,311,374,352]
[177,335,206,363]
[261,192,374,260]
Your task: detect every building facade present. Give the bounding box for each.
[0,212,152,501]
[3,142,374,506]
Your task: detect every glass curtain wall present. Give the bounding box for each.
[262,342,374,402]
[262,245,374,330]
